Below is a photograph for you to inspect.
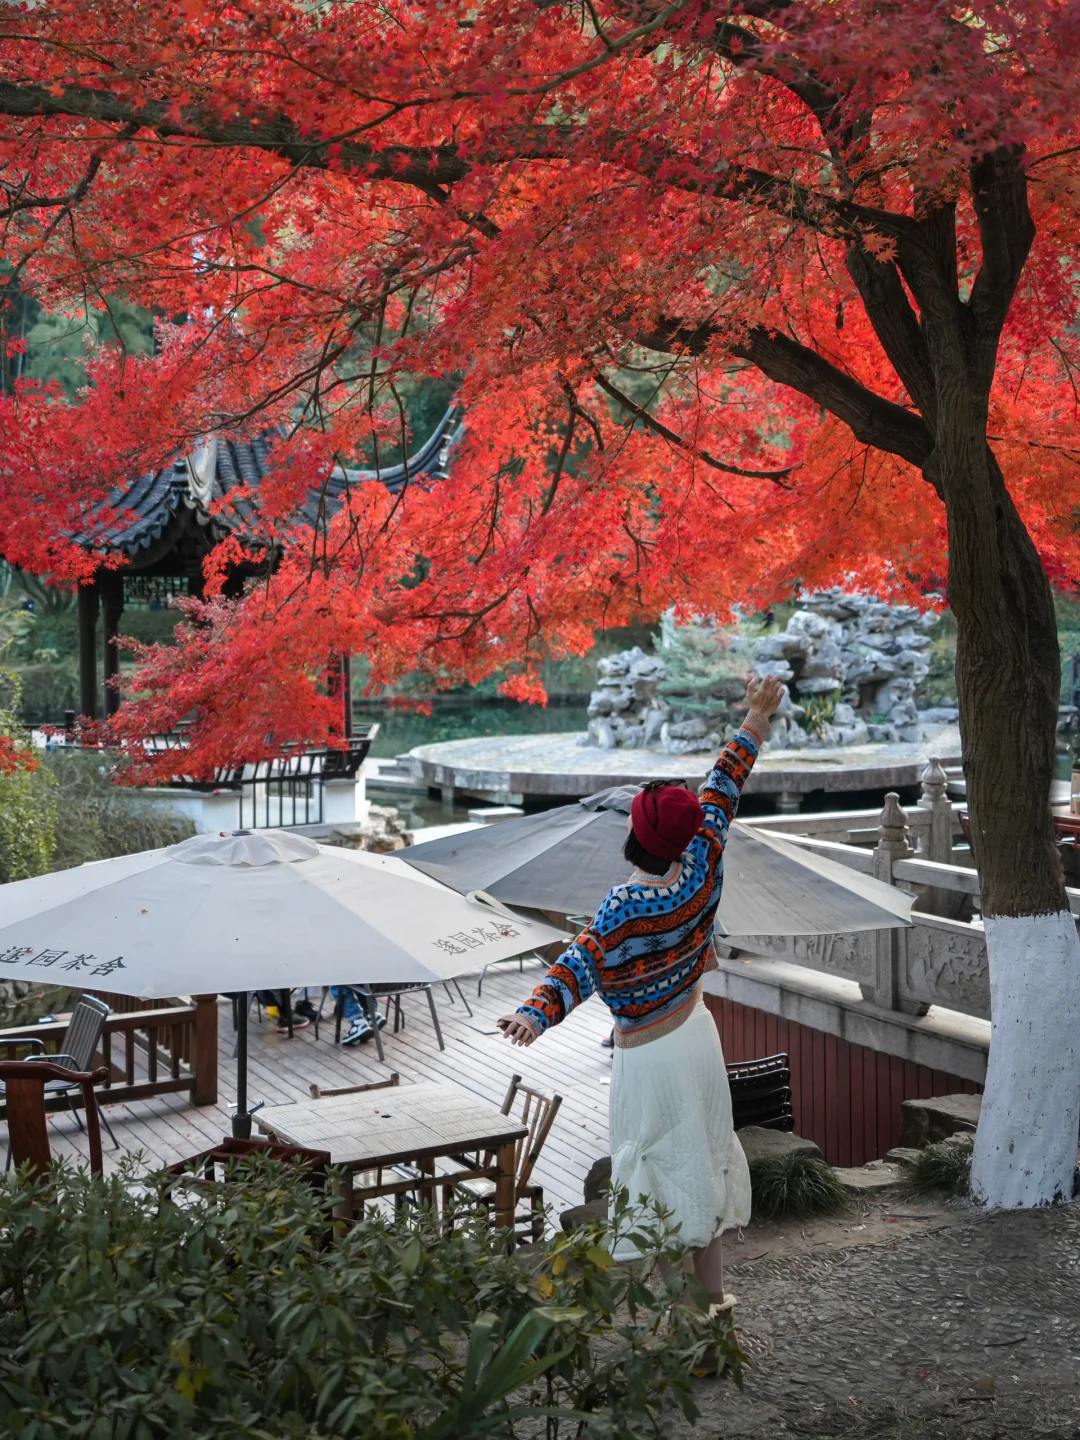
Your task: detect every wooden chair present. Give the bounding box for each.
[165,1136,332,1196]
[445,1073,563,1243]
[0,1060,110,1178]
[309,1074,400,1099]
[16,995,120,1150]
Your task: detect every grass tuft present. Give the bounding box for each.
[749,1152,849,1221]
[897,1134,973,1198]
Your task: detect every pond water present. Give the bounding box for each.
[355,697,588,758]
[358,697,590,829]
[0,983,78,1028]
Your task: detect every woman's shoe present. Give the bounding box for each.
[690,1298,736,1379]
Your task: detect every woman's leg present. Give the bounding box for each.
[691,1236,727,1304]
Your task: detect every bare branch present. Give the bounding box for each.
[633,316,936,479]
[593,370,790,488]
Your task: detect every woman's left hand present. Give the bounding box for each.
[498,1015,537,1047]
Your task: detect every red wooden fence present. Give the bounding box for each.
[705,993,981,1167]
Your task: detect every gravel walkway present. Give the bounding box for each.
[691,1202,1080,1438]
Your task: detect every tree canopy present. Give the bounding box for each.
[1,0,1078,773]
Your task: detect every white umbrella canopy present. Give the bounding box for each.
[0,830,567,1136]
[402,786,913,935]
[715,824,913,936]
[0,829,567,997]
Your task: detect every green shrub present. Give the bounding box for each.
[749,1153,850,1221]
[0,1160,744,1438]
[0,752,56,882]
[914,608,958,710]
[801,692,840,737]
[897,1135,973,1198]
[0,669,57,881]
[42,750,193,871]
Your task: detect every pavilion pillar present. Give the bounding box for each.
[341,653,353,739]
[101,575,124,718]
[327,653,353,737]
[77,584,99,721]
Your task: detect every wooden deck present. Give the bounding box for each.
[7,960,611,1226]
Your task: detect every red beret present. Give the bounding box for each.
[630,784,704,863]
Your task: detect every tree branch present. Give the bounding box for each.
[540,403,576,514]
[633,316,936,478]
[844,243,937,424]
[592,371,790,488]
[968,146,1036,345]
[0,79,475,189]
[0,80,911,246]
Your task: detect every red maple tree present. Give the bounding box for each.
[2,0,1080,1205]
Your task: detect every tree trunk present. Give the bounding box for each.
[941,430,1080,1207]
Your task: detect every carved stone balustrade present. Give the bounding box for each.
[725,764,1003,1023]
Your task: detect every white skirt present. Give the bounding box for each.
[609,997,751,1259]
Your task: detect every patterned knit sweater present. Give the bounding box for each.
[515,717,767,1044]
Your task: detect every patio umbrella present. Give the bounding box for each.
[401,785,914,935]
[0,829,566,1134]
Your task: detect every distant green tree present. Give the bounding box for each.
[42,750,192,871]
[1,271,154,399]
[0,670,56,881]
[658,617,756,733]
[21,295,153,398]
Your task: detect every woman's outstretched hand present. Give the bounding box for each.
[746,673,786,717]
[498,1014,537,1047]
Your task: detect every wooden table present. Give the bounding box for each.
[256,1081,528,1238]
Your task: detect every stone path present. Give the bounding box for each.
[692,1202,1080,1438]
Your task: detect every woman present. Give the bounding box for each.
[499,674,785,1307]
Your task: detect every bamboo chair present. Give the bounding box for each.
[306,1073,410,1213]
[309,1074,400,1099]
[444,1073,563,1243]
[0,1060,110,1178]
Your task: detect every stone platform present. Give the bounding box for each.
[408,725,962,811]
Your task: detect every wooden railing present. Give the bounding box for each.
[0,993,218,1118]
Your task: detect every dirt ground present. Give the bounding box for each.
[686,1195,1080,1439]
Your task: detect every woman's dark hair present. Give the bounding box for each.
[623,828,671,876]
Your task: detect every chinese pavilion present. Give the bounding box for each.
[73,408,462,722]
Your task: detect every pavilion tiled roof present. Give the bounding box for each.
[81,407,462,560]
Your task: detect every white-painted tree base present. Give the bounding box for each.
[971,911,1080,1209]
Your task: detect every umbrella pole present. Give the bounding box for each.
[232,991,251,1139]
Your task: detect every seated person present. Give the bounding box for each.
[330,986,387,1046]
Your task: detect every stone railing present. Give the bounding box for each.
[723,761,1014,1023]
[739,755,964,862]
